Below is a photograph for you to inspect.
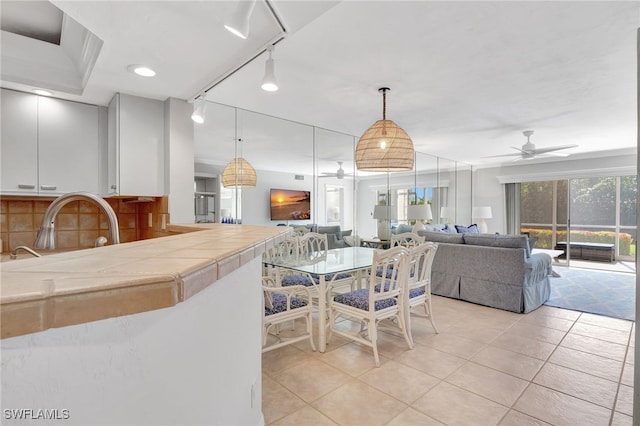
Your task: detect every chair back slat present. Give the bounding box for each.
[299,232,328,260]
[391,232,425,249]
[369,246,410,302]
[409,242,438,287]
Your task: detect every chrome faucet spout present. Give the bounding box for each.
[10,246,42,259]
[34,192,120,250]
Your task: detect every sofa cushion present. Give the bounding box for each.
[418,230,465,244]
[463,234,531,257]
[317,225,342,240]
[455,224,479,234]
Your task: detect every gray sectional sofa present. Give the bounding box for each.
[417,231,553,313]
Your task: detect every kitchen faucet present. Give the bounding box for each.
[34,192,120,250]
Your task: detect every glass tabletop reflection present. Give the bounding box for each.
[265,246,378,275]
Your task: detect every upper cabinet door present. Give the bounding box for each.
[1,90,38,194]
[117,94,165,196]
[38,97,100,194]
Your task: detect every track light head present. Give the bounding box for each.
[191,95,207,124]
[224,0,257,39]
[261,45,278,92]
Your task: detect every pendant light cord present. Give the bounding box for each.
[380,87,389,136]
[382,89,386,121]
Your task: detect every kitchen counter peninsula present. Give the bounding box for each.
[1,223,291,426]
[1,223,290,338]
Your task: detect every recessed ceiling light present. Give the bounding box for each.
[127,64,156,77]
[33,89,52,96]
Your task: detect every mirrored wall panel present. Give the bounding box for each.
[194,100,473,242]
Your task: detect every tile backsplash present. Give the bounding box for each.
[0,196,170,253]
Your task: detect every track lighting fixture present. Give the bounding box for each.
[224,0,257,39]
[191,94,207,124]
[261,45,278,92]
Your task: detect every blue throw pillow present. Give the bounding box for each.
[442,224,457,233]
[455,224,479,234]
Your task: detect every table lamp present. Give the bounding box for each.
[407,204,433,233]
[472,206,492,234]
[440,207,454,225]
[373,205,396,240]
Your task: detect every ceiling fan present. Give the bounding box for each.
[484,130,579,160]
[319,161,353,179]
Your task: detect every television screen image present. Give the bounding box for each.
[270,189,311,221]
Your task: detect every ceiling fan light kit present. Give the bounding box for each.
[356,87,414,172]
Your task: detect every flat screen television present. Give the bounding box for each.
[270,188,311,221]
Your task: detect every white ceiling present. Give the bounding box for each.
[1,1,638,174]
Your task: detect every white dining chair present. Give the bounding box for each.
[262,276,316,353]
[327,246,412,367]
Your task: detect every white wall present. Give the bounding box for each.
[473,152,637,234]
[1,259,264,426]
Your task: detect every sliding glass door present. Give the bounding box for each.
[520,176,636,269]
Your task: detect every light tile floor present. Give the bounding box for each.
[262,295,635,426]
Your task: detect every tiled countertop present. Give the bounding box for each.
[0,224,291,339]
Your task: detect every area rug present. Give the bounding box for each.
[544,268,636,321]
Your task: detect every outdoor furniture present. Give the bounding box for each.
[554,241,615,262]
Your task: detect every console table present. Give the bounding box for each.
[554,241,615,262]
[360,238,390,249]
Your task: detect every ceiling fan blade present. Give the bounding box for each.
[538,151,570,157]
[532,144,578,155]
[481,152,522,159]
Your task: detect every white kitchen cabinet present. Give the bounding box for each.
[1,89,39,194]
[0,89,101,195]
[38,96,100,194]
[108,93,165,196]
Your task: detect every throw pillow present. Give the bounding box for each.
[395,224,413,234]
[442,224,457,233]
[455,224,479,234]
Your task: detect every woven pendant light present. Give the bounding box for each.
[222,157,257,188]
[355,87,414,172]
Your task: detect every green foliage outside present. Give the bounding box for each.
[522,227,633,255]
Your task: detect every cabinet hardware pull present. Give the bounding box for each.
[110,185,117,190]
[40,185,57,191]
[18,184,36,189]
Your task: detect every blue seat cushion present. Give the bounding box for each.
[282,274,315,287]
[311,272,353,283]
[333,289,397,311]
[265,293,308,316]
[409,287,426,299]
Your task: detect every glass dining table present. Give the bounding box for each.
[264,246,379,352]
